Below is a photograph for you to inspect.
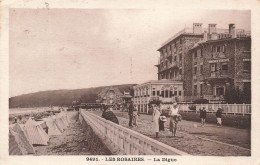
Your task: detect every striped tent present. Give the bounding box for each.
[42,117,61,136]
[11,123,35,154]
[23,118,49,146]
[56,113,68,128]
[9,130,23,155]
[54,117,66,132]
[67,111,79,121]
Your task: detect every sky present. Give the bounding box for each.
[9,9,251,97]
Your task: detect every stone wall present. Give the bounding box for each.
[80,116,114,155]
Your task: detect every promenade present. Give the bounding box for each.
[91,110,250,156]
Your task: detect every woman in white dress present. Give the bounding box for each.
[152,104,161,138]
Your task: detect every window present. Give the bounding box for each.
[194,85,197,96]
[157,91,160,96]
[174,56,177,61]
[221,63,228,71]
[216,46,221,53]
[194,67,197,74]
[222,45,225,53]
[200,65,203,74]
[178,91,182,96]
[165,90,169,98]
[194,51,197,58]
[179,69,182,75]
[200,84,203,96]
[161,90,164,98]
[243,61,251,72]
[211,63,217,72]
[170,90,173,97]
[174,91,177,96]
[152,88,155,96]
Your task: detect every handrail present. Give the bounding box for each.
[178,104,251,116]
[80,110,189,155]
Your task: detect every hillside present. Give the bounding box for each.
[9,84,136,108]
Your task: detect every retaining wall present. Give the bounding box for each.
[79,114,114,155]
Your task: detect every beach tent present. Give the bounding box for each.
[56,113,68,128]
[23,118,49,146]
[42,117,61,136]
[11,123,35,154]
[9,130,23,155]
[67,111,79,121]
[50,115,64,132]
[53,116,66,132]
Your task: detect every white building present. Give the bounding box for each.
[133,79,183,113]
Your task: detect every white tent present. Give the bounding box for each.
[56,113,68,128]
[54,117,66,132]
[23,118,49,146]
[67,111,79,122]
[9,130,23,155]
[11,123,35,154]
[42,117,61,136]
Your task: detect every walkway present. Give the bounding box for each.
[91,111,250,156]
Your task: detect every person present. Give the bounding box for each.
[14,117,17,123]
[159,115,167,131]
[101,105,119,124]
[132,105,139,126]
[200,107,207,127]
[169,102,181,137]
[153,104,161,138]
[128,101,134,127]
[216,107,223,127]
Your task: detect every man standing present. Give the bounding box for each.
[216,108,223,127]
[128,101,134,127]
[169,102,181,137]
[200,107,207,127]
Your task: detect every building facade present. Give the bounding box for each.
[189,24,251,103]
[156,23,251,103]
[156,24,204,98]
[96,87,124,105]
[133,80,183,113]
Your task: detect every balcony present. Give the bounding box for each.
[210,72,217,77]
[212,52,226,59]
[169,61,179,68]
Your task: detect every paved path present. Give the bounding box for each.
[92,111,250,156]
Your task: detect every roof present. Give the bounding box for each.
[134,79,183,88]
[157,27,208,51]
[98,86,123,99]
[189,36,251,52]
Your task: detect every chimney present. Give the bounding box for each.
[208,24,217,34]
[203,31,207,41]
[193,23,203,34]
[229,24,236,38]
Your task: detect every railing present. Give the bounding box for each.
[80,110,189,155]
[178,104,251,116]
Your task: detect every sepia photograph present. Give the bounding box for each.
[8,8,252,156]
[1,0,260,164]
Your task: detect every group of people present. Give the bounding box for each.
[100,101,225,139]
[152,102,182,138]
[199,107,223,127]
